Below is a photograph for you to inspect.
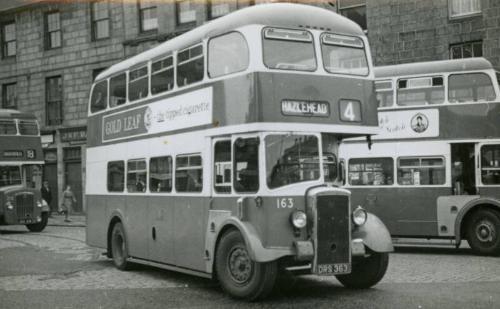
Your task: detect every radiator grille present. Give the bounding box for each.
[15,193,35,219]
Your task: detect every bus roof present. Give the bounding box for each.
[0,108,37,119]
[96,3,364,81]
[375,58,495,79]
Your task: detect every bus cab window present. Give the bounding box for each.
[0,119,17,135]
[175,154,203,193]
[481,145,500,185]
[321,33,368,76]
[151,56,174,95]
[214,141,231,193]
[208,32,249,78]
[127,159,147,193]
[263,27,316,72]
[348,158,393,186]
[177,44,204,87]
[107,161,124,192]
[90,80,108,113]
[397,76,444,106]
[109,73,126,107]
[397,157,445,186]
[449,73,496,103]
[129,66,149,102]
[234,137,259,193]
[149,156,172,192]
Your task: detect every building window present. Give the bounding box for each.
[138,0,158,32]
[2,83,17,109]
[338,0,366,30]
[208,0,230,19]
[176,0,197,25]
[450,41,483,59]
[1,22,16,57]
[449,0,481,18]
[91,0,110,40]
[45,12,62,49]
[46,76,63,126]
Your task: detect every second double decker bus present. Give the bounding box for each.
[340,58,500,256]
[85,4,393,300]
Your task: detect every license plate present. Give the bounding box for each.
[317,263,351,275]
[20,219,32,224]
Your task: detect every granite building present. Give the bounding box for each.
[0,0,498,212]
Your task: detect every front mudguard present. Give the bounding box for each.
[352,213,394,253]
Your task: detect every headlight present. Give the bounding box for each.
[290,211,307,229]
[6,196,14,210]
[352,206,367,227]
[36,200,43,208]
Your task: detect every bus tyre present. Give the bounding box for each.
[215,230,277,301]
[466,209,500,256]
[26,212,48,232]
[111,222,132,270]
[336,251,388,289]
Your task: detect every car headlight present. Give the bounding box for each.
[290,210,307,229]
[352,206,367,227]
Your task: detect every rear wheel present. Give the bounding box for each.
[110,222,132,270]
[336,250,389,289]
[215,230,277,301]
[466,209,500,256]
[26,212,48,232]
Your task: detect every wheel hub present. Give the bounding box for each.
[475,220,496,243]
[228,247,252,283]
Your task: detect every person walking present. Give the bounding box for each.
[61,185,76,222]
[40,180,53,217]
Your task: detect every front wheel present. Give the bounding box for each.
[215,230,277,301]
[110,222,132,270]
[336,251,389,289]
[26,212,48,232]
[466,209,500,256]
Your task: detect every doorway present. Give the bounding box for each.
[64,147,83,213]
[451,143,477,195]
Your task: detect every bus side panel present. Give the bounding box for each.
[121,196,149,259]
[86,195,107,248]
[148,196,175,264]
[173,196,209,271]
[479,188,500,200]
[349,187,450,237]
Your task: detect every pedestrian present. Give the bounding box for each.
[40,180,53,217]
[60,185,76,222]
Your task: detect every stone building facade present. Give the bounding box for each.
[0,0,498,212]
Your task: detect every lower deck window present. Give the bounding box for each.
[397,157,445,185]
[481,145,500,185]
[348,158,393,186]
[234,137,259,193]
[149,156,172,192]
[175,154,203,192]
[127,159,147,193]
[107,161,124,192]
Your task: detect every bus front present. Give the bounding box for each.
[0,111,48,232]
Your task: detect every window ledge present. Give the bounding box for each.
[448,11,482,21]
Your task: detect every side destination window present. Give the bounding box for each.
[127,159,147,193]
[348,157,393,186]
[175,154,203,192]
[208,32,249,78]
[128,66,149,102]
[397,76,444,106]
[109,73,126,107]
[397,157,445,186]
[234,137,259,193]
[177,44,204,87]
[449,73,496,103]
[481,145,500,185]
[90,80,108,113]
[0,119,17,135]
[150,156,172,192]
[214,140,231,193]
[375,80,393,108]
[107,161,124,192]
[151,55,174,95]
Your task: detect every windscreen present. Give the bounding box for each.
[0,166,22,188]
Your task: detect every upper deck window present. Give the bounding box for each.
[128,66,149,102]
[151,56,174,95]
[397,157,445,186]
[90,80,108,113]
[177,44,204,87]
[109,73,126,107]
[397,76,444,106]
[0,166,21,188]
[0,119,16,135]
[375,80,393,108]
[348,157,393,186]
[449,73,496,103]
[18,120,39,135]
[262,27,316,72]
[321,33,368,76]
[208,32,249,78]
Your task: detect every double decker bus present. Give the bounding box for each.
[85,4,393,300]
[0,109,48,232]
[340,58,500,255]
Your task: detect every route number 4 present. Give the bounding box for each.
[340,100,361,122]
[277,198,294,208]
[343,102,355,121]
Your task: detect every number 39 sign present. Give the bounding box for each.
[339,99,362,122]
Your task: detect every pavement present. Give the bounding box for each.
[48,213,86,227]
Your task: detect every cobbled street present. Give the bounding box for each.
[1,217,499,308]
